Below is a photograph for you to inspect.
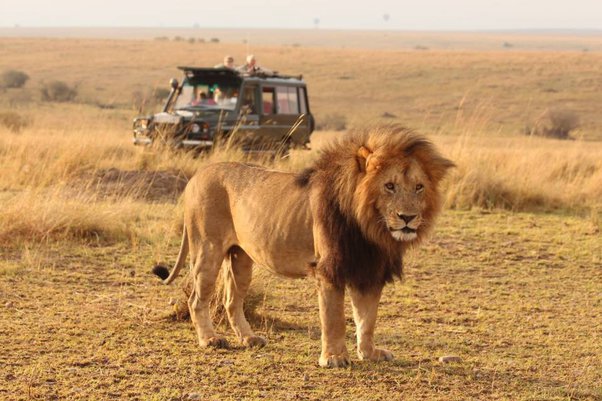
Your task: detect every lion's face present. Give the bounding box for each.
[373,160,429,242]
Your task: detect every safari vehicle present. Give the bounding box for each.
[132,67,314,152]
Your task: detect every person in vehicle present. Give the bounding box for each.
[237,54,260,74]
[191,92,216,106]
[214,55,235,69]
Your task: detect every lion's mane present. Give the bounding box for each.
[297,126,454,292]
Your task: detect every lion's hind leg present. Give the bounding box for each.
[223,246,266,348]
[188,242,229,349]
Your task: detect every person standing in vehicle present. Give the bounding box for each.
[237,54,259,74]
[215,55,235,69]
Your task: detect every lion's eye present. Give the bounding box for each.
[384,182,395,192]
[416,184,424,193]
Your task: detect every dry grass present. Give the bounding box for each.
[1,113,601,246]
[1,38,602,139]
[0,36,600,400]
[1,211,600,400]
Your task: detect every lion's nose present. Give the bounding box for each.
[397,213,417,224]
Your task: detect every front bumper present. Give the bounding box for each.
[132,136,214,148]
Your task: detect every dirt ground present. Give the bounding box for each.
[1,210,600,401]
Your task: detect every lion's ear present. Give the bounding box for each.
[356,146,379,172]
[428,156,456,184]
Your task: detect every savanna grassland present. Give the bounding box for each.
[0,32,601,400]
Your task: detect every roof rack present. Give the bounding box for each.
[177,66,303,81]
[240,70,303,80]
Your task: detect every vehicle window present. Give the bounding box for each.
[287,87,299,114]
[276,86,290,114]
[262,87,275,114]
[174,80,239,110]
[298,87,307,114]
[275,86,301,115]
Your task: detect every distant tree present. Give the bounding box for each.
[1,69,29,89]
[40,81,77,102]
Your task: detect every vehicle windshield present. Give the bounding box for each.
[174,77,240,111]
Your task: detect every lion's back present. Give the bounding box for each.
[183,162,315,274]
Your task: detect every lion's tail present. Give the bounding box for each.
[152,224,188,285]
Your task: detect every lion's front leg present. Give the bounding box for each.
[349,285,394,362]
[317,278,350,368]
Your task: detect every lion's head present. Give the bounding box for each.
[305,126,454,244]
[352,128,455,246]
[298,126,454,291]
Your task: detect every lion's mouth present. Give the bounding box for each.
[389,227,417,234]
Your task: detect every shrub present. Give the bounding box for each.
[210,37,220,43]
[1,69,29,88]
[529,109,579,140]
[544,109,579,139]
[40,81,77,102]
[0,111,30,133]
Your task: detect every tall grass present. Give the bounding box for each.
[0,111,600,246]
[441,135,602,211]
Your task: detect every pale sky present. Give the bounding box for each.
[2,0,602,30]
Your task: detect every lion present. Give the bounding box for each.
[153,126,454,367]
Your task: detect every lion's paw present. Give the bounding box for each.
[200,336,230,349]
[358,347,394,362]
[319,353,351,368]
[242,335,267,348]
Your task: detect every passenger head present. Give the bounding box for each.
[246,54,256,67]
[224,55,234,68]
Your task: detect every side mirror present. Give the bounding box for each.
[169,78,179,90]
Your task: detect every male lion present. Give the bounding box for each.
[153,127,454,367]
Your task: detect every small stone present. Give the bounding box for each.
[188,393,202,401]
[218,360,234,366]
[168,297,177,306]
[5,302,13,308]
[439,355,462,363]
[303,373,309,382]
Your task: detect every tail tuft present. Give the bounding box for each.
[152,264,170,280]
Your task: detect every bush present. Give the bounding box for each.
[210,37,220,43]
[529,109,579,140]
[316,113,347,131]
[0,111,30,133]
[40,81,77,102]
[1,69,29,88]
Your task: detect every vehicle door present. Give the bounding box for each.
[227,83,261,147]
[259,84,312,147]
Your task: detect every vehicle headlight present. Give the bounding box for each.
[191,123,201,133]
